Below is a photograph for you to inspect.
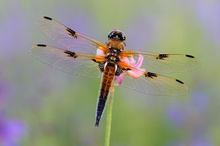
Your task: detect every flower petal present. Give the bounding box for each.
[116,54,145,83]
[115,75,123,85]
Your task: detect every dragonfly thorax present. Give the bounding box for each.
[106,39,125,51]
[106,47,121,64]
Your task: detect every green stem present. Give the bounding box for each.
[104,82,116,146]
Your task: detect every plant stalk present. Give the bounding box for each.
[104,82,116,146]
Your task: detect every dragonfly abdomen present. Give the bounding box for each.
[95,63,116,126]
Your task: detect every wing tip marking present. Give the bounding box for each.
[37,44,47,47]
[176,79,184,84]
[43,16,52,20]
[186,54,194,58]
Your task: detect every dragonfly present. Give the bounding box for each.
[29,16,199,126]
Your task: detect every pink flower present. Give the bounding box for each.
[116,54,145,85]
[96,49,105,56]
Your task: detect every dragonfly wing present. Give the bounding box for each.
[29,44,106,78]
[36,16,109,55]
[122,50,200,74]
[117,71,188,96]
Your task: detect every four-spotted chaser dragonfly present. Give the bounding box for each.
[29,16,199,126]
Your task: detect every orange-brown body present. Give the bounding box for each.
[95,33,126,126]
[95,63,116,126]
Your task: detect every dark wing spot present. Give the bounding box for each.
[37,44,46,47]
[176,79,184,84]
[186,54,194,58]
[67,28,77,38]
[64,50,77,58]
[92,59,97,62]
[156,54,169,60]
[43,16,52,20]
[145,72,157,78]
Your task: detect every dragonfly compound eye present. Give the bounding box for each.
[108,30,126,41]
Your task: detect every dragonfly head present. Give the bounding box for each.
[108,29,126,42]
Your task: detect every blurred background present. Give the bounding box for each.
[0,0,219,145]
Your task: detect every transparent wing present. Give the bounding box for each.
[36,16,109,55]
[29,44,106,78]
[118,71,188,96]
[116,61,188,96]
[122,50,200,74]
